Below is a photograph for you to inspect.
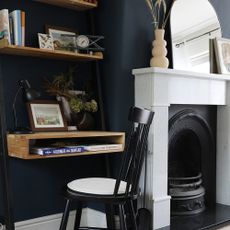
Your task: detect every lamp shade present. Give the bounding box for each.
[19,80,41,101]
[11,79,41,134]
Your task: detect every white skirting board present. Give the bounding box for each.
[2,208,109,230]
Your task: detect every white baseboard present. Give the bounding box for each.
[3,208,107,230]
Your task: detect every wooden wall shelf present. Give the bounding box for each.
[34,0,98,10]
[0,43,103,61]
[7,131,125,160]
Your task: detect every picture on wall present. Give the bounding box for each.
[46,25,77,52]
[27,100,67,131]
[214,37,230,74]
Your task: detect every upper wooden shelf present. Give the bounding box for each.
[0,40,103,62]
[34,0,98,10]
[7,131,125,160]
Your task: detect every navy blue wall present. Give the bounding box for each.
[0,0,230,224]
[0,1,106,222]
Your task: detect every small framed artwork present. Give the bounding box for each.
[214,38,230,74]
[27,100,67,132]
[38,33,54,50]
[46,25,77,52]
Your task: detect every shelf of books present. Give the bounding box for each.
[34,0,98,10]
[7,131,125,159]
[0,39,103,61]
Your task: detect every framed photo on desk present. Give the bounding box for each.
[27,100,67,132]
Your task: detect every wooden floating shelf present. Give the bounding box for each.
[34,0,98,10]
[0,43,103,62]
[7,131,125,160]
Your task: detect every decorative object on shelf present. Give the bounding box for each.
[11,79,41,134]
[27,100,67,132]
[145,0,175,68]
[76,35,90,49]
[213,37,230,75]
[38,33,54,50]
[151,28,169,68]
[46,25,77,52]
[44,67,98,130]
[69,94,97,130]
[55,34,104,54]
[75,34,104,53]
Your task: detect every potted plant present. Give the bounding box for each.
[44,67,98,130]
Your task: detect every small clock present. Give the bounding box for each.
[76,35,90,49]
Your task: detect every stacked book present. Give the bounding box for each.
[0,9,25,46]
[31,144,123,156]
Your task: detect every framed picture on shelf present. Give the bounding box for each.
[46,25,77,52]
[214,37,230,74]
[27,100,67,132]
[38,33,54,50]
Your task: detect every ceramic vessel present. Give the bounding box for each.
[71,112,95,130]
[150,29,169,68]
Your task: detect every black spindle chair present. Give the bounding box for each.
[59,106,154,230]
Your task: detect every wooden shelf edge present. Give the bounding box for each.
[7,131,125,159]
[0,40,103,61]
[34,0,98,10]
[7,131,124,139]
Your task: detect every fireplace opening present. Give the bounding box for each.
[168,108,215,216]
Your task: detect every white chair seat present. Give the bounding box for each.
[67,177,127,195]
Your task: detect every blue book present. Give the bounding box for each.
[9,10,21,46]
[31,146,85,155]
[9,16,14,45]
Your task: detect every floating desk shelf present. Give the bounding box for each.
[0,41,103,61]
[34,0,98,10]
[7,131,125,160]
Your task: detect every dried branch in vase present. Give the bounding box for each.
[145,0,176,29]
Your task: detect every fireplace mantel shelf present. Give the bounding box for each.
[133,67,230,81]
[133,67,230,106]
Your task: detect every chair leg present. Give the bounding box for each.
[74,201,83,230]
[59,199,71,230]
[119,204,127,230]
[105,204,115,230]
[128,201,137,230]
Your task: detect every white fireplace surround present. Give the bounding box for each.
[133,67,230,229]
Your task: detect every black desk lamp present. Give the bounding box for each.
[12,79,40,134]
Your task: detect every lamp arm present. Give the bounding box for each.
[12,86,23,129]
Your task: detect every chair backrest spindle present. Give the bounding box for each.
[114,107,154,197]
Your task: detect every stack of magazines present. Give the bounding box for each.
[30,144,122,155]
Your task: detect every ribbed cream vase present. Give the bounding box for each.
[150,29,169,68]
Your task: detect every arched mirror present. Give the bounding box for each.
[170,0,221,73]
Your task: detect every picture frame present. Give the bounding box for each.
[214,37,230,74]
[27,100,67,132]
[45,25,77,52]
[38,33,54,50]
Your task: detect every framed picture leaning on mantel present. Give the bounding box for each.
[213,37,230,74]
[27,100,67,132]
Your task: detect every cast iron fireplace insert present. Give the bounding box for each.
[167,105,230,229]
